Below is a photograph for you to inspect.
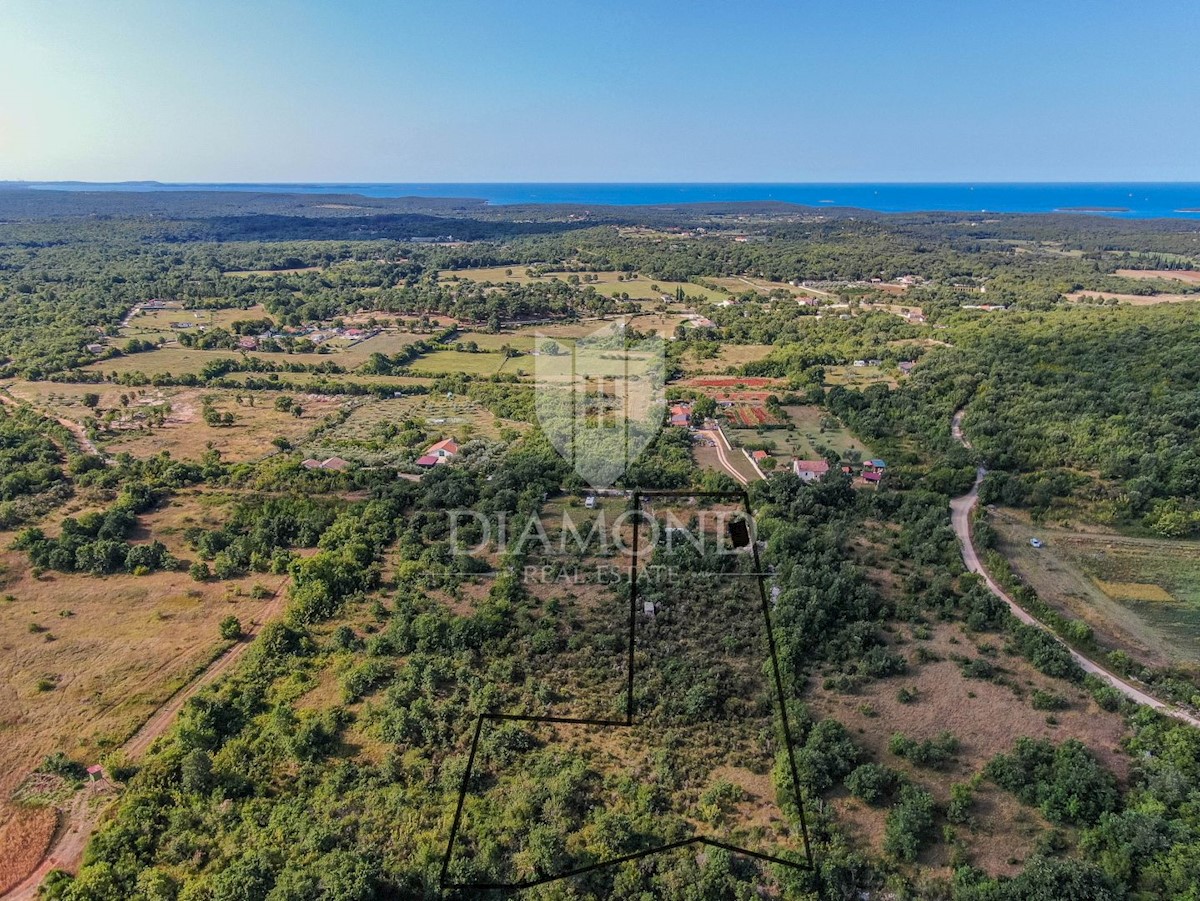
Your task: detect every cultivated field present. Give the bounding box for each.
[774,405,871,460]
[988,510,1200,667]
[438,267,727,301]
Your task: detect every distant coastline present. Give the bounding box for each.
[7,181,1200,219]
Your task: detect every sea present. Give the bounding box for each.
[19,182,1200,219]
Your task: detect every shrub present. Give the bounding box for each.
[889,730,960,769]
[845,763,902,806]
[1031,689,1069,711]
[984,737,1118,826]
[884,784,936,861]
[218,615,243,640]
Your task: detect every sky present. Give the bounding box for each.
[2,0,1199,183]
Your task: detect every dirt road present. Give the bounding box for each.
[0,390,107,460]
[0,579,290,900]
[949,411,1200,730]
[696,426,751,485]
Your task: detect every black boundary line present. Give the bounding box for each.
[440,488,814,895]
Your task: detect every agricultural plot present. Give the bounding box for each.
[823,365,897,389]
[772,405,872,461]
[438,267,726,302]
[988,510,1200,667]
[723,405,784,428]
[301,394,514,466]
[405,349,511,376]
[119,305,269,343]
[681,344,775,376]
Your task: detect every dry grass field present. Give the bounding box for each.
[1066,290,1200,305]
[301,394,517,465]
[680,344,775,375]
[438,266,727,302]
[823,364,898,389]
[809,621,1129,877]
[6,383,349,462]
[0,489,285,886]
[1116,268,1200,284]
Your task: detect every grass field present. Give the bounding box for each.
[988,508,1200,666]
[120,305,269,343]
[681,344,775,376]
[1115,268,1200,284]
[0,490,286,873]
[723,404,871,462]
[4,382,349,463]
[824,364,898,389]
[809,620,1128,877]
[406,349,510,376]
[707,275,827,299]
[301,394,517,465]
[1065,290,1200,306]
[438,267,727,302]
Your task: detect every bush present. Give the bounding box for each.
[845,763,902,806]
[984,737,1118,826]
[797,718,861,793]
[889,730,960,769]
[1031,689,1069,711]
[883,784,936,862]
[218,615,243,640]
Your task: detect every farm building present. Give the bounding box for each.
[417,438,459,468]
[793,459,830,482]
[752,450,770,462]
[669,403,692,427]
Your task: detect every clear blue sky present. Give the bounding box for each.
[2,0,1198,182]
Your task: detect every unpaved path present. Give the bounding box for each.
[1,578,290,900]
[0,390,107,460]
[696,426,751,485]
[949,410,1200,730]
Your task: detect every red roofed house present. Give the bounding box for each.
[417,439,459,468]
[752,450,770,462]
[793,459,830,482]
[863,470,882,484]
[669,403,692,427]
[319,456,349,471]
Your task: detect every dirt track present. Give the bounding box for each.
[0,578,289,900]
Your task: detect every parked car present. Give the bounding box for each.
[1029,538,1043,548]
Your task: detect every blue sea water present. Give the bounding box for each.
[22,181,1200,219]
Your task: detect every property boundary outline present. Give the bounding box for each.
[439,488,814,895]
